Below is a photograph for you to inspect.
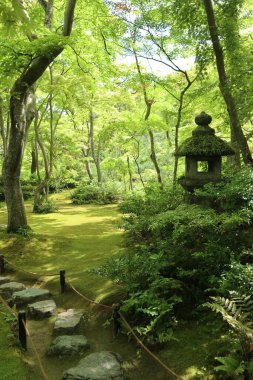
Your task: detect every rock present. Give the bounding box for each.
[47,335,90,356]
[0,282,26,297]
[0,276,11,285]
[12,288,50,306]
[54,309,84,335]
[62,351,123,380]
[28,299,57,319]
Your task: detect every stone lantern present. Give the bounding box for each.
[177,112,235,192]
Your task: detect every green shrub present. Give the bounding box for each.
[93,174,253,344]
[119,184,184,216]
[219,261,253,295]
[92,251,182,344]
[195,167,253,211]
[33,200,58,214]
[71,183,119,205]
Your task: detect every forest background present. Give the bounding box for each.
[0,1,253,379]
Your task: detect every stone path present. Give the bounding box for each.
[0,275,124,380]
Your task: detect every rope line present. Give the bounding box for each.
[4,258,59,277]
[22,320,49,380]
[67,278,182,380]
[4,258,85,277]
[0,296,49,380]
[67,279,112,310]
[119,311,183,380]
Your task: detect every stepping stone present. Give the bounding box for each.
[12,288,50,306]
[0,276,11,285]
[47,335,90,356]
[54,309,84,335]
[28,299,57,319]
[62,351,123,380]
[0,282,26,297]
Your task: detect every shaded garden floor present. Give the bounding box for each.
[0,192,221,379]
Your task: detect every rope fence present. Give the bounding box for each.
[0,254,183,380]
[0,295,49,380]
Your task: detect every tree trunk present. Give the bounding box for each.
[89,111,103,187]
[127,155,133,191]
[133,139,145,188]
[31,146,37,174]
[3,89,35,231]
[82,121,94,181]
[0,96,7,157]
[203,0,252,166]
[133,49,163,187]
[2,0,77,231]
[96,139,103,187]
[172,78,192,188]
[81,147,94,181]
[148,130,163,187]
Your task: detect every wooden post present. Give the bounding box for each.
[60,270,66,293]
[112,303,121,338]
[0,255,4,274]
[18,311,27,350]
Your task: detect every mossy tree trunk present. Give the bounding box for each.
[2,0,77,232]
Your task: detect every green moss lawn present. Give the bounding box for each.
[0,192,220,379]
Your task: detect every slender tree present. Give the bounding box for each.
[203,0,252,166]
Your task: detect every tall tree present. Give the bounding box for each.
[203,0,252,166]
[2,0,77,232]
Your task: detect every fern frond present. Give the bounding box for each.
[206,295,253,342]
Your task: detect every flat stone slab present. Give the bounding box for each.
[0,276,11,285]
[48,335,90,356]
[28,299,57,319]
[62,351,123,380]
[12,288,50,306]
[0,282,26,297]
[54,309,84,334]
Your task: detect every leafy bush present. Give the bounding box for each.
[33,200,58,214]
[119,184,184,216]
[219,261,253,295]
[195,167,253,211]
[92,251,182,344]
[93,175,253,344]
[71,183,119,205]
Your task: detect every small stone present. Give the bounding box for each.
[28,300,57,319]
[62,351,123,380]
[12,288,50,306]
[54,309,83,335]
[0,276,11,285]
[0,282,26,297]
[47,335,90,356]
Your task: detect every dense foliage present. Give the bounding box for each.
[70,183,120,205]
[94,172,253,371]
[0,0,252,377]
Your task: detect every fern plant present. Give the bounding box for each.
[214,355,245,376]
[206,292,253,378]
[205,292,253,347]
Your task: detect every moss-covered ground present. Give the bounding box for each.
[0,192,221,379]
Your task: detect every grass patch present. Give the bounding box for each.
[0,305,33,380]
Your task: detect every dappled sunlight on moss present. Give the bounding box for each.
[0,194,123,301]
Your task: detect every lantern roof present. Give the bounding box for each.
[176,112,235,157]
